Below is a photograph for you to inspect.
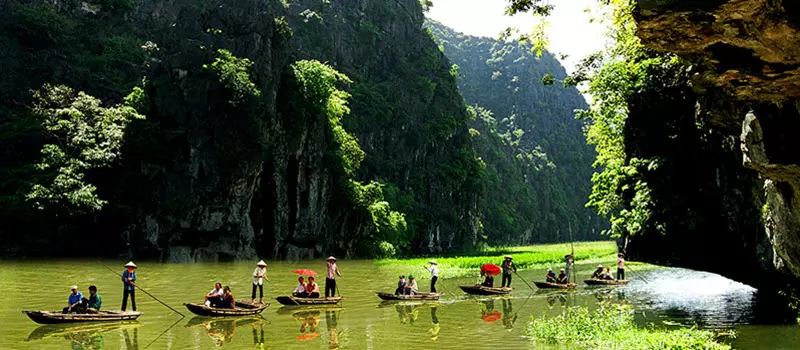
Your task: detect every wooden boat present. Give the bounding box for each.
[275,296,343,306]
[183,301,268,316]
[459,285,512,295]
[534,281,577,289]
[376,292,442,301]
[22,310,143,325]
[583,279,631,286]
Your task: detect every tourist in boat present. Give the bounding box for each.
[480,270,494,287]
[404,275,419,295]
[206,283,224,307]
[63,285,84,314]
[500,255,517,287]
[564,254,574,283]
[251,260,267,305]
[603,266,615,280]
[556,269,568,284]
[293,277,308,298]
[424,260,439,293]
[325,256,342,298]
[85,285,102,312]
[546,268,557,283]
[305,276,321,298]
[219,286,235,308]
[121,261,137,311]
[395,275,406,295]
[591,265,605,279]
[617,253,626,280]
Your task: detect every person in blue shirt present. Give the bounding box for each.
[122,261,137,311]
[62,285,83,314]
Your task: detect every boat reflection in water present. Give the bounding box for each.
[26,322,142,350]
[326,310,342,349]
[186,316,267,347]
[428,307,440,341]
[293,310,321,340]
[479,299,501,323]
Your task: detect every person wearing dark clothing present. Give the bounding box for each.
[121,261,137,311]
[395,276,406,295]
[481,271,494,287]
[500,255,517,287]
[325,257,342,298]
[617,253,626,280]
[591,265,605,279]
[546,268,557,283]
[556,269,568,284]
[219,286,235,308]
[85,285,102,311]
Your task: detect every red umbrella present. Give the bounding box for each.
[481,264,501,275]
[296,333,320,340]
[481,311,501,322]
[294,269,317,277]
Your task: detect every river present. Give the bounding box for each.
[2,260,798,349]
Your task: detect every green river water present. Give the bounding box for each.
[2,260,798,349]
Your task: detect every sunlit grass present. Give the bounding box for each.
[528,304,734,350]
[376,241,618,279]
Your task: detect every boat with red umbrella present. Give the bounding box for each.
[481,264,501,275]
[294,269,317,277]
[460,264,511,295]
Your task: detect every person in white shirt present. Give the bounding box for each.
[205,283,224,307]
[293,277,308,298]
[423,260,439,293]
[404,275,419,295]
[251,260,267,304]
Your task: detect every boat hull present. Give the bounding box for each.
[376,292,441,301]
[22,310,143,325]
[458,285,512,295]
[275,296,343,306]
[583,279,630,286]
[184,301,268,317]
[533,282,577,289]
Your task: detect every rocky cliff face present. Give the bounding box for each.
[631,0,800,288]
[0,0,480,260]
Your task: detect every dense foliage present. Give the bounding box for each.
[528,304,734,349]
[426,21,606,244]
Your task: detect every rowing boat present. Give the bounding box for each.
[376,292,442,301]
[583,279,631,286]
[275,296,343,306]
[22,310,143,325]
[533,281,577,289]
[458,285,512,295]
[183,301,268,316]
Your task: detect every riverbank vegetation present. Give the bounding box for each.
[528,304,735,350]
[376,241,617,278]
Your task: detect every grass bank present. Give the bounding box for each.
[528,304,734,350]
[376,241,618,279]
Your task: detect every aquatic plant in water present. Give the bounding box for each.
[527,304,734,350]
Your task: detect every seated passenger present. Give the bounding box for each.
[305,277,320,298]
[591,265,605,279]
[63,285,84,314]
[546,268,557,283]
[557,269,568,284]
[205,283,224,307]
[603,266,615,280]
[481,272,494,288]
[404,275,419,295]
[85,285,102,312]
[219,286,235,308]
[293,277,308,297]
[395,275,406,295]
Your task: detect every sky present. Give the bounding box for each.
[426,0,608,74]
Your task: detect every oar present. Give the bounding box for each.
[625,264,650,284]
[102,264,185,317]
[513,271,535,291]
[143,315,184,349]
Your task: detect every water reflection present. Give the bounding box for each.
[325,310,340,349]
[479,299,501,323]
[26,322,142,350]
[428,307,440,341]
[186,316,267,347]
[293,310,321,340]
[501,299,517,330]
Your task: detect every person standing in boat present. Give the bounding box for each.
[500,255,517,288]
[63,285,84,314]
[564,254,574,283]
[616,253,626,280]
[251,260,267,305]
[546,268,557,283]
[85,285,102,312]
[325,256,342,298]
[121,261,137,311]
[424,260,439,293]
[293,277,308,298]
[306,276,321,298]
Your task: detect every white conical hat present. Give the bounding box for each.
[428,259,437,265]
[71,285,78,290]
[505,255,512,259]
[256,260,267,266]
[124,261,137,268]
[327,256,336,261]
